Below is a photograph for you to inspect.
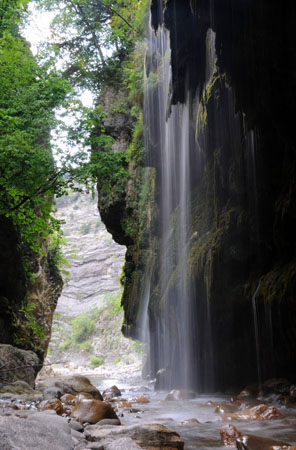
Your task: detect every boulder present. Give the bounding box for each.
[0,380,36,395]
[0,344,40,387]
[38,398,64,415]
[61,394,77,404]
[71,399,119,424]
[43,386,63,400]
[49,375,103,400]
[165,389,197,401]
[84,423,184,449]
[102,385,121,399]
[222,404,284,421]
[100,437,142,449]
[249,404,284,420]
[262,378,291,395]
[130,395,150,404]
[0,413,74,450]
[220,424,243,446]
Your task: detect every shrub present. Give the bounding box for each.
[72,315,95,343]
[88,356,104,368]
[78,341,92,352]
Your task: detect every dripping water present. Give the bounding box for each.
[252,279,262,386]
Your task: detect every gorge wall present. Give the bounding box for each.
[0,216,63,383]
[97,0,296,391]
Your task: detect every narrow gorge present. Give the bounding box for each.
[0,0,296,449]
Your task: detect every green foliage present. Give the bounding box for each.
[78,341,92,352]
[0,4,72,252]
[88,355,104,368]
[47,231,71,281]
[23,301,46,340]
[72,314,95,343]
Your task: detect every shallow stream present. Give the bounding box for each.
[89,374,296,449]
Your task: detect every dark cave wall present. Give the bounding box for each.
[146,0,296,389]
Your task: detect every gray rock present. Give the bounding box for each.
[0,344,40,387]
[0,380,35,395]
[70,419,84,432]
[102,437,142,449]
[96,419,121,427]
[48,375,103,400]
[43,386,63,399]
[84,423,184,449]
[0,414,74,450]
[72,428,85,439]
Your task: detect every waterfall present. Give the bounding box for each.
[143,9,198,390]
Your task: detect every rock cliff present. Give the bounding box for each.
[96,0,296,391]
[0,216,63,383]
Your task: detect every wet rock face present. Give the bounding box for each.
[140,0,296,390]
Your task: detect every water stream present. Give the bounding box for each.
[88,374,296,449]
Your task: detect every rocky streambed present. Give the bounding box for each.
[0,372,296,449]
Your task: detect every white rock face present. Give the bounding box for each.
[55,193,125,317]
[48,193,142,367]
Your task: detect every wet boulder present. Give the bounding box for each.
[165,389,197,401]
[102,385,121,399]
[84,423,184,449]
[38,399,64,415]
[48,375,103,400]
[262,378,291,396]
[222,403,284,421]
[220,424,243,446]
[61,393,77,404]
[130,395,150,403]
[71,399,119,424]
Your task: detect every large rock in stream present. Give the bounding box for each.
[84,423,184,449]
[45,375,103,400]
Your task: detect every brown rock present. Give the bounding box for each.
[220,424,243,446]
[241,434,295,450]
[222,404,284,421]
[61,394,76,405]
[117,401,132,409]
[262,378,290,395]
[38,399,64,416]
[102,386,122,399]
[131,395,150,404]
[215,403,238,414]
[178,418,200,426]
[238,385,258,399]
[77,393,94,401]
[249,404,284,420]
[70,399,119,424]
